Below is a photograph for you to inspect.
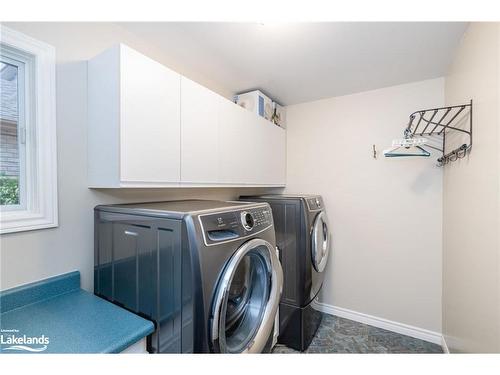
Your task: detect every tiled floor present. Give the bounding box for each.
[272,313,443,354]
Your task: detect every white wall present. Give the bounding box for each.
[0,22,269,292]
[285,78,444,333]
[443,22,500,353]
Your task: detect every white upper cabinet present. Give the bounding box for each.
[88,44,181,187]
[218,98,255,184]
[120,46,181,184]
[253,116,286,185]
[88,44,285,188]
[217,100,286,186]
[180,77,220,184]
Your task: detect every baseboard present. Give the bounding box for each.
[312,299,443,346]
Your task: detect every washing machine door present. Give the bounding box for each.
[311,211,330,273]
[210,238,283,353]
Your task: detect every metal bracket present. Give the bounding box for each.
[404,100,472,166]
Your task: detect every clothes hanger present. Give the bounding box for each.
[383,129,431,158]
[383,139,431,157]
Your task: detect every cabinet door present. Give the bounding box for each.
[119,45,181,183]
[253,117,286,185]
[270,124,286,184]
[180,77,219,183]
[218,99,256,184]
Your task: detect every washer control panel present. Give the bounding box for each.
[251,207,273,227]
[199,205,273,245]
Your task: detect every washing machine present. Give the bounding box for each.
[239,195,330,351]
[94,200,282,353]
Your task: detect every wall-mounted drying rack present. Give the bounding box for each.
[403,100,473,166]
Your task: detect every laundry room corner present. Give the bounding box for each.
[284,78,445,336]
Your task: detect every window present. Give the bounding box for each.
[0,26,57,234]
[1,53,26,209]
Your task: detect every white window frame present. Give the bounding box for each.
[0,26,57,234]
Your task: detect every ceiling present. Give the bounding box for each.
[119,22,468,105]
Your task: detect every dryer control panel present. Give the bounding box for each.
[306,196,323,211]
[199,205,273,246]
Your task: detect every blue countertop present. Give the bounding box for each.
[0,271,154,354]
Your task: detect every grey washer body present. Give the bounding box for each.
[239,194,330,351]
[94,200,281,353]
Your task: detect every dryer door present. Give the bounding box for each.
[311,211,330,273]
[210,238,283,353]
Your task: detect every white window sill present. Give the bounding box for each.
[0,209,58,234]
